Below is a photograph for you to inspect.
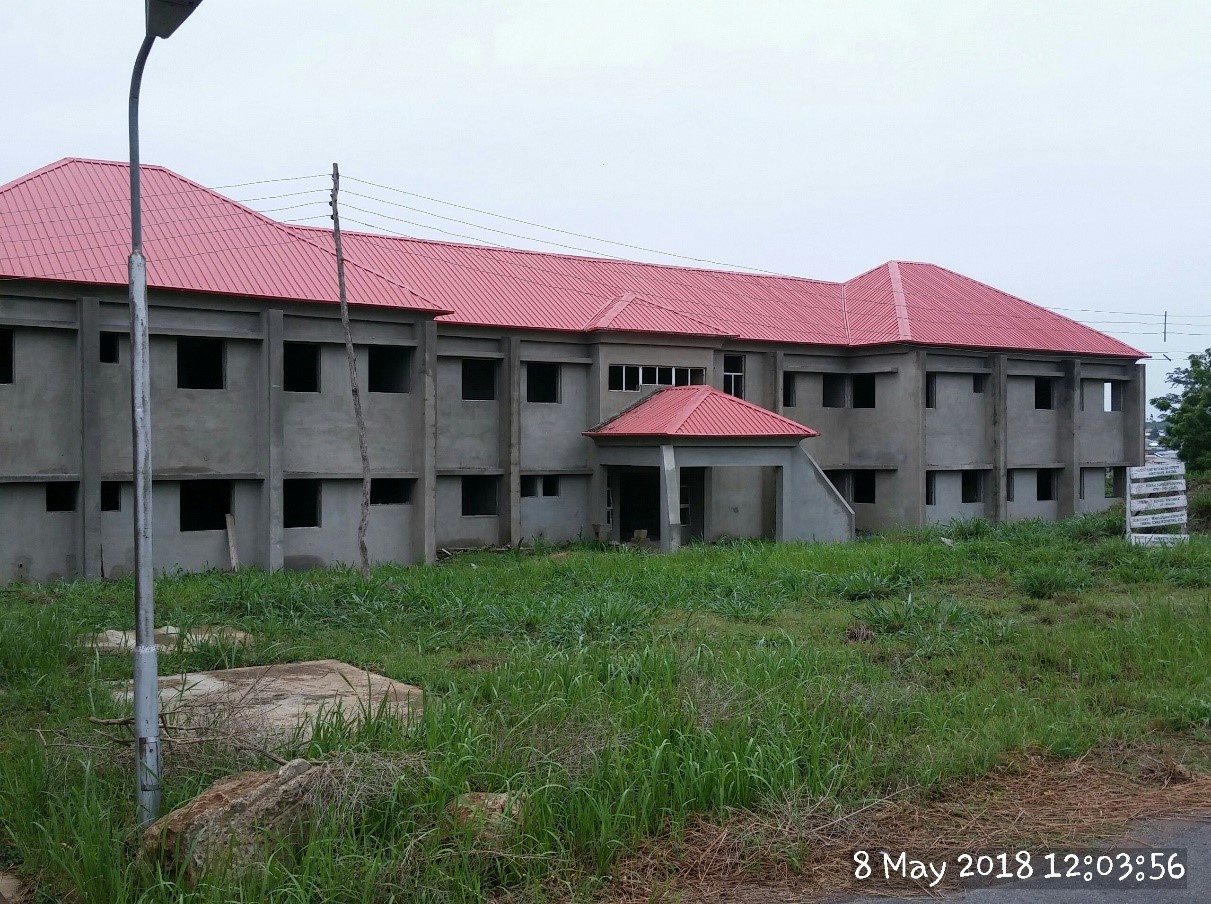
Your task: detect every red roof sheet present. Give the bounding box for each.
[0,158,1144,359]
[586,386,819,439]
[0,158,446,313]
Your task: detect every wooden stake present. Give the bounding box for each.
[225,513,240,570]
[331,163,372,581]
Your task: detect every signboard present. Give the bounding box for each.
[1126,461,1188,546]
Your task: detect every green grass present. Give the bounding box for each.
[1,506,1209,902]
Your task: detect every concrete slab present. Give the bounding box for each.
[83,625,252,654]
[113,660,422,742]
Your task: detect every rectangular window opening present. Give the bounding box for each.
[461,358,497,400]
[100,481,122,512]
[608,364,624,391]
[1037,468,1057,502]
[1006,469,1015,503]
[641,365,658,385]
[624,365,640,391]
[972,373,987,393]
[605,486,614,526]
[45,481,78,513]
[925,471,936,506]
[520,475,539,498]
[690,368,706,385]
[1034,376,1054,410]
[852,470,877,504]
[179,480,232,531]
[1104,381,1122,412]
[851,373,876,408]
[99,331,120,364]
[657,366,674,386]
[723,354,745,398]
[0,328,12,384]
[369,345,411,393]
[526,361,560,403]
[824,469,850,501]
[925,373,937,409]
[283,479,321,527]
[462,475,499,516]
[176,337,225,390]
[542,475,560,497]
[782,371,796,408]
[283,342,320,393]
[370,477,412,505]
[1109,466,1126,498]
[822,373,847,408]
[961,470,983,504]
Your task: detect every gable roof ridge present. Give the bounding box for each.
[886,260,912,341]
[585,293,639,330]
[664,386,711,434]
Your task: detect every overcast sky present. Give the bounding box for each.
[3,1,1208,406]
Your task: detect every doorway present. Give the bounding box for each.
[618,469,660,541]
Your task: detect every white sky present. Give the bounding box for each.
[3,1,1208,408]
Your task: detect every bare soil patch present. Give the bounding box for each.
[604,745,1211,903]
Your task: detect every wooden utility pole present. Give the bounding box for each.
[330,163,372,580]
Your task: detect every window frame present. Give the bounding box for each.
[723,354,745,398]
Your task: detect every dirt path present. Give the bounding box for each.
[603,745,1211,903]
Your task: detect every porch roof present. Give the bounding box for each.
[585,386,818,440]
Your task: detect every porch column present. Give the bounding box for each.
[658,444,681,552]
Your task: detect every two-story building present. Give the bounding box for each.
[0,158,1144,582]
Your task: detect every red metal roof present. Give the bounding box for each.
[0,158,1144,359]
[0,159,446,313]
[586,386,819,439]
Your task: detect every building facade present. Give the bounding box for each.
[0,159,1145,582]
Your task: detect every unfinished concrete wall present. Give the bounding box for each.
[924,469,993,524]
[1006,468,1059,521]
[519,361,591,470]
[436,354,500,470]
[519,474,589,544]
[925,371,991,468]
[778,445,854,543]
[435,475,500,548]
[707,465,768,540]
[1077,378,1127,464]
[1006,374,1062,466]
[281,479,415,570]
[0,482,80,582]
[0,326,80,476]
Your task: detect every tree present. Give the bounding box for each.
[1151,349,1211,472]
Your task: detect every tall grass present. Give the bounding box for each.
[1,517,1208,900]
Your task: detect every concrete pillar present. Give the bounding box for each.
[78,297,102,578]
[901,350,928,527]
[774,458,787,542]
[1123,362,1146,466]
[1057,358,1080,517]
[761,349,782,537]
[499,335,521,546]
[658,444,681,552]
[260,310,284,571]
[586,342,608,540]
[414,320,438,563]
[989,354,1008,522]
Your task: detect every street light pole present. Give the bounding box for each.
[127,0,204,828]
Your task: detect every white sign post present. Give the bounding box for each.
[1126,462,1188,546]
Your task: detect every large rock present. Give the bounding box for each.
[143,759,327,885]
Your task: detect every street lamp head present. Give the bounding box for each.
[146,0,203,39]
